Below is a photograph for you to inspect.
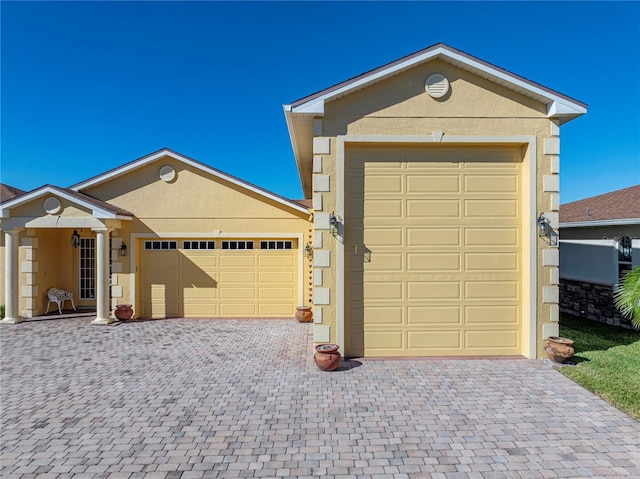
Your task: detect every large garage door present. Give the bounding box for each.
[345,146,523,357]
[140,239,297,318]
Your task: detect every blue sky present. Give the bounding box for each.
[2,1,639,203]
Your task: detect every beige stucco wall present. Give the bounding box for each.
[83,157,313,314]
[311,59,560,358]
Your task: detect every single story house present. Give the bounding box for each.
[1,43,587,359]
[559,185,640,328]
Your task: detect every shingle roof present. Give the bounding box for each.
[0,184,26,202]
[559,185,640,223]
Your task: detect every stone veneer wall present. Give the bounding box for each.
[559,278,635,329]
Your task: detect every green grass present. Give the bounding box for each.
[559,313,640,420]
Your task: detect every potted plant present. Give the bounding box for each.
[614,266,640,329]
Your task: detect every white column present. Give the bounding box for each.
[2,229,22,323]
[91,228,113,325]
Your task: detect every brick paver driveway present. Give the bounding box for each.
[2,318,639,479]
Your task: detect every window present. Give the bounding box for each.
[183,241,215,250]
[79,238,95,300]
[221,241,254,250]
[617,236,633,280]
[144,240,177,250]
[260,240,293,250]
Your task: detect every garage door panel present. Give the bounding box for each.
[466,306,518,324]
[219,287,256,300]
[408,330,461,349]
[258,271,295,283]
[183,253,217,268]
[259,287,294,300]
[365,199,403,218]
[365,331,404,349]
[407,200,460,218]
[406,175,460,193]
[143,269,180,284]
[364,282,402,300]
[408,306,461,325]
[465,330,519,349]
[220,271,255,283]
[408,281,460,300]
[465,281,519,300]
[141,252,179,268]
[183,303,218,317]
[364,228,403,246]
[258,303,294,316]
[465,253,518,271]
[407,228,460,247]
[465,175,518,193]
[465,228,518,247]
[183,287,217,300]
[365,306,403,325]
[367,253,403,272]
[365,175,403,194]
[408,253,460,271]
[219,303,256,316]
[220,255,256,268]
[465,200,519,218]
[258,255,295,268]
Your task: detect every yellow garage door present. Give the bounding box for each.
[140,239,297,318]
[345,146,523,357]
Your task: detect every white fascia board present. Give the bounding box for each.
[72,149,309,215]
[560,218,640,228]
[290,46,586,117]
[283,107,309,196]
[547,100,588,122]
[0,186,128,220]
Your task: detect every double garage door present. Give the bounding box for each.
[140,239,298,318]
[346,146,524,357]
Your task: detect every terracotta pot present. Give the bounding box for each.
[314,344,342,371]
[114,304,134,321]
[544,336,575,363]
[295,306,313,323]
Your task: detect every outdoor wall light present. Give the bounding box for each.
[537,213,556,245]
[71,229,81,248]
[329,212,342,236]
[305,242,313,260]
[119,241,127,257]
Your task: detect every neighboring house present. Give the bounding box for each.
[1,43,587,359]
[559,185,640,328]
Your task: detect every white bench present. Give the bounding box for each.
[46,288,76,314]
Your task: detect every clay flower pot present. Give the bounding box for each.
[544,336,575,363]
[295,306,313,323]
[114,304,134,321]
[314,344,342,371]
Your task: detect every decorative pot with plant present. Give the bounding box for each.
[295,306,313,323]
[314,343,342,371]
[544,336,575,363]
[614,266,640,329]
[114,304,134,321]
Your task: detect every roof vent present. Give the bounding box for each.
[159,165,176,183]
[425,73,449,99]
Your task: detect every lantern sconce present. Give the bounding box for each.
[537,213,557,245]
[119,241,127,257]
[329,212,342,237]
[71,229,81,248]
[304,243,313,260]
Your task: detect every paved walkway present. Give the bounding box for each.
[1,318,639,479]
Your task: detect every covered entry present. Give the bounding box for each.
[139,238,299,318]
[345,146,524,356]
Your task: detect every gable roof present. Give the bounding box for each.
[559,185,640,227]
[71,148,310,215]
[0,184,26,202]
[0,185,134,220]
[284,42,588,197]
